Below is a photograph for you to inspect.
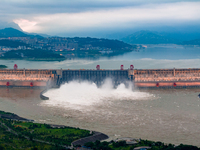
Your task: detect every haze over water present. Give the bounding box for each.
[0,45,200,146]
[0,45,200,69]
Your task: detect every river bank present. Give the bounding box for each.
[0,110,33,121]
[1,110,199,150]
[0,109,110,149]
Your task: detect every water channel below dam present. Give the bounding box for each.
[0,81,200,146]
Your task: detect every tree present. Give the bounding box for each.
[0,145,4,150]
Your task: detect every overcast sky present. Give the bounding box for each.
[0,0,200,37]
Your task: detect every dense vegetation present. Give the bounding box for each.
[72,37,134,50]
[1,49,65,60]
[0,110,14,115]
[0,28,137,60]
[0,65,7,68]
[2,120,90,146]
[54,37,136,59]
[0,28,43,38]
[0,110,200,150]
[0,28,28,38]
[121,30,178,44]
[0,111,92,149]
[0,39,29,48]
[0,126,63,150]
[182,39,200,45]
[84,139,200,150]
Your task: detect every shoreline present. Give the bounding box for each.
[1,106,200,149]
[0,110,34,121]
[0,110,109,147]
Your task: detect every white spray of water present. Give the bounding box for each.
[41,79,154,110]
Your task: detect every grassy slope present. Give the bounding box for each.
[0,111,92,149]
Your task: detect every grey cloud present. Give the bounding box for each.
[1,0,200,36]
[0,0,199,22]
[1,0,199,15]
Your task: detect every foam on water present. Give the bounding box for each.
[41,79,154,110]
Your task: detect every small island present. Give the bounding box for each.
[0,65,7,69]
[0,49,65,61]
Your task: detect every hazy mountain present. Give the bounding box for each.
[0,28,28,38]
[182,39,200,45]
[27,32,50,38]
[0,28,43,38]
[0,21,22,31]
[160,32,200,42]
[121,30,179,44]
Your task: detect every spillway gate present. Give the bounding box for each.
[57,69,133,86]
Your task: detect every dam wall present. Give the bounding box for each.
[0,69,55,88]
[0,80,47,88]
[61,69,130,86]
[134,68,200,88]
[0,67,200,88]
[0,69,53,81]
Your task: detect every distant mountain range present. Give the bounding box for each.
[0,27,200,46]
[121,30,200,45]
[182,39,200,46]
[0,28,135,50]
[0,28,28,38]
[121,30,178,44]
[0,28,43,38]
[0,21,22,31]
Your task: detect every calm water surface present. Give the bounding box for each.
[0,45,200,146]
[0,44,199,69]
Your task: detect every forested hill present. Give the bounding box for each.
[121,30,177,44]
[72,37,135,50]
[182,39,200,45]
[0,28,28,38]
[121,30,200,45]
[0,39,29,48]
[0,28,43,38]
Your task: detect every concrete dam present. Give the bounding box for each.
[0,65,200,88]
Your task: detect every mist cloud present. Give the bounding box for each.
[13,2,200,34]
[0,0,200,35]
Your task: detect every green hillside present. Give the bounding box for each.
[1,49,65,61]
[0,39,29,48]
[182,39,200,45]
[0,28,43,38]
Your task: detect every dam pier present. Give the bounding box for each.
[0,65,200,88]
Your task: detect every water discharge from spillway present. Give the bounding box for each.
[42,79,154,111]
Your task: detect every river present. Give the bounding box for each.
[0,44,200,146]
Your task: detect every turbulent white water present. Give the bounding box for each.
[1,82,200,146]
[42,79,154,110]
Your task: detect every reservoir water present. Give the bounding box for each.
[0,44,200,146]
[0,44,200,70]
